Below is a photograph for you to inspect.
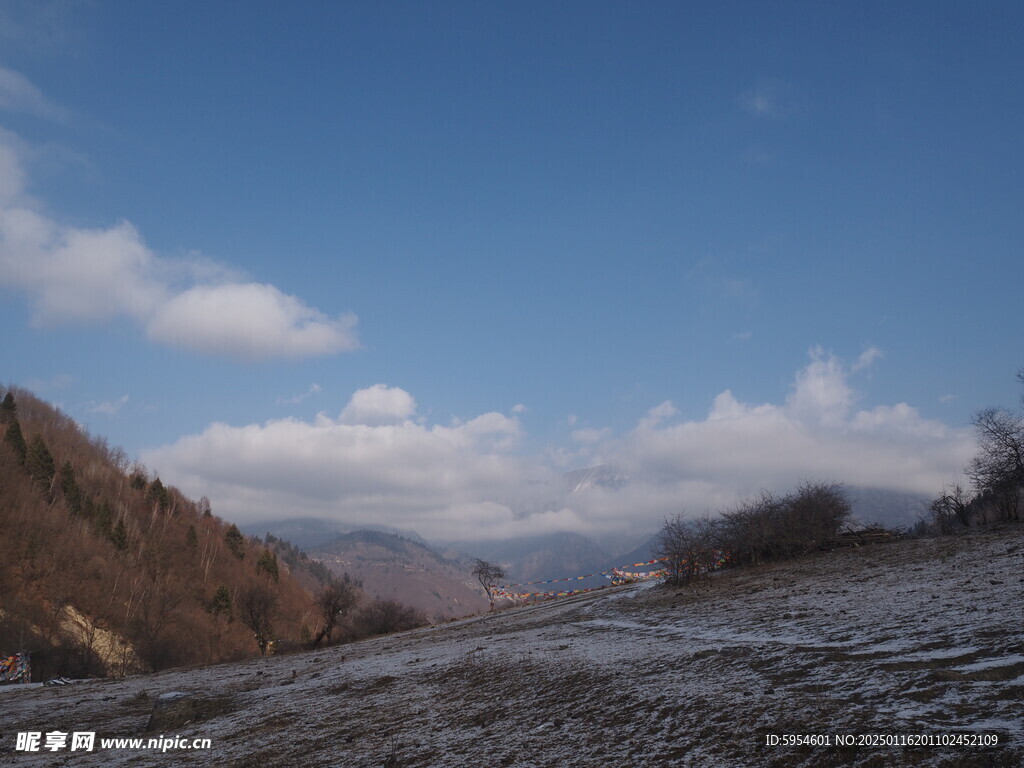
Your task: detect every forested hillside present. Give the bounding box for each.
[0,387,322,681]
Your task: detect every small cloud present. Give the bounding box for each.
[566,414,577,426]
[939,394,956,404]
[722,278,759,303]
[278,383,322,405]
[738,78,801,120]
[639,400,679,429]
[511,403,528,414]
[0,66,68,121]
[732,330,753,341]
[87,394,128,416]
[853,346,883,372]
[146,283,359,360]
[339,384,416,426]
[25,372,74,391]
[688,258,759,307]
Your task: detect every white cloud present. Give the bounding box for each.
[0,127,29,204]
[147,283,358,360]
[24,372,74,392]
[738,78,801,119]
[853,346,883,371]
[0,82,359,360]
[142,387,536,541]
[784,346,854,427]
[278,383,322,405]
[88,394,129,416]
[609,350,974,512]
[143,355,975,543]
[0,66,67,120]
[339,384,417,426]
[638,400,679,429]
[512,403,528,414]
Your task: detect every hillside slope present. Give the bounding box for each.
[309,531,488,620]
[5,525,1021,767]
[0,388,322,678]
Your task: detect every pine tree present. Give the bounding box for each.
[110,518,129,551]
[208,584,232,619]
[94,500,114,537]
[60,460,83,515]
[225,524,246,560]
[0,392,16,424]
[3,418,27,465]
[26,434,56,494]
[147,477,170,511]
[186,524,198,552]
[256,548,280,582]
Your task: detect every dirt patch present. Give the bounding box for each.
[145,692,236,732]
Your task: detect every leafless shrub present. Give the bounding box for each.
[353,599,427,638]
[655,514,720,585]
[659,482,853,582]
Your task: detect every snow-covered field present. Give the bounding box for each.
[4,525,1022,767]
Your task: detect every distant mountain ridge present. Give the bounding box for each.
[242,517,429,551]
[446,531,612,583]
[309,530,488,621]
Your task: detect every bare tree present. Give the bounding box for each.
[311,580,358,647]
[929,483,972,532]
[969,406,1024,520]
[655,514,719,585]
[471,558,505,610]
[238,584,276,656]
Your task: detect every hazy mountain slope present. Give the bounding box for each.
[846,486,932,528]
[450,531,612,583]
[242,518,429,552]
[309,531,487,620]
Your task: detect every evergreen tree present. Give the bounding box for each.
[59,460,83,515]
[225,524,246,560]
[94,500,114,538]
[208,584,232,619]
[147,477,170,511]
[186,524,198,552]
[26,434,56,493]
[110,518,129,551]
[256,548,280,582]
[0,392,16,424]
[4,418,27,465]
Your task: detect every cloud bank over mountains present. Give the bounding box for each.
[0,120,358,360]
[143,352,976,542]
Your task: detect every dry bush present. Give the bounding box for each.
[658,482,853,583]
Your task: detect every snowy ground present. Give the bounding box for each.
[3,525,1022,767]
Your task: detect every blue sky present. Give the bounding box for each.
[1,1,1021,542]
